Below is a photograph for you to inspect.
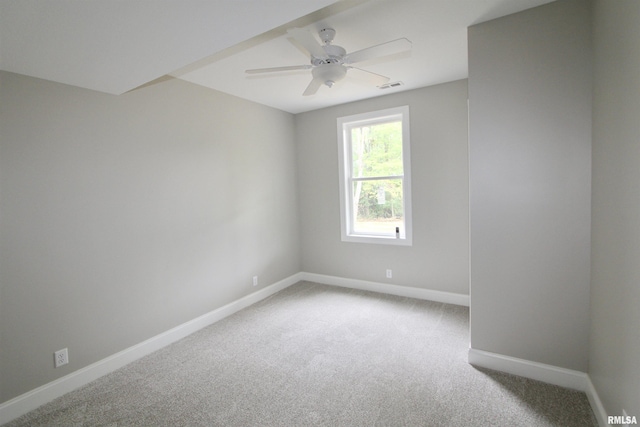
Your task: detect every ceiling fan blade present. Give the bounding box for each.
[303,78,323,96]
[347,67,390,87]
[345,38,412,64]
[246,65,311,74]
[287,28,327,59]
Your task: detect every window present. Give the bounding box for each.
[337,106,412,245]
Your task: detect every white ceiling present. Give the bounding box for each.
[1,0,555,114]
[0,0,336,95]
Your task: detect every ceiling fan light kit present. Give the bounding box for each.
[312,63,346,87]
[245,27,411,96]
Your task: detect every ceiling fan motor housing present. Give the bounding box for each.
[311,44,346,66]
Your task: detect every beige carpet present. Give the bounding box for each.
[5,281,597,426]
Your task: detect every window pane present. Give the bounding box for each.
[352,178,404,235]
[351,121,403,178]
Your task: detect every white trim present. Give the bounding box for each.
[585,376,609,427]
[337,105,413,246]
[0,273,302,426]
[12,274,612,426]
[468,348,588,391]
[300,272,469,306]
[467,348,610,426]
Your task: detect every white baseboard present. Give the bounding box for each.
[7,274,609,426]
[0,272,466,425]
[300,272,469,306]
[468,348,588,391]
[468,348,611,426]
[585,376,609,427]
[0,273,302,426]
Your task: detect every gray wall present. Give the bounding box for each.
[590,0,640,417]
[296,81,469,295]
[0,71,300,403]
[468,0,592,371]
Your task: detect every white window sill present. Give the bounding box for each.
[341,234,412,246]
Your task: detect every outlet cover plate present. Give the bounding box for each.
[54,348,69,368]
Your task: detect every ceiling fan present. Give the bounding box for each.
[245,27,412,96]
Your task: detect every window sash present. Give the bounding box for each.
[337,106,412,245]
[350,175,404,182]
[348,177,405,238]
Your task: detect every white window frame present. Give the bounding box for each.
[337,105,412,246]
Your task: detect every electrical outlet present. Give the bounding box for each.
[386,269,392,279]
[253,276,258,286]
[54,348,68,368]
